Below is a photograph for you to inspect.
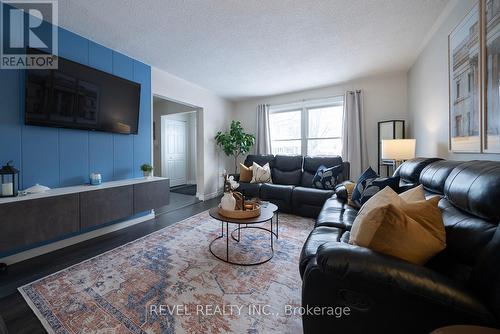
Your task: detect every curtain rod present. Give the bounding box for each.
[267,94,344,107]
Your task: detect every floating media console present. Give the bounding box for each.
[0,177,170,256]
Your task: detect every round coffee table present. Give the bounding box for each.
[209,203,278,266]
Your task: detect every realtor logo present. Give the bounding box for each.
[1,0,58,69]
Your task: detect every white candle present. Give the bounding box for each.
[2,183,13,196]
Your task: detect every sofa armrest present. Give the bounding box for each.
[301,242,495,334]
[334,183,349,203]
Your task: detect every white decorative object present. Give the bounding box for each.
[1,182,13,196]
[227,175,239,190]
[25,184,50,194]
[250,162,272,183]
[220,192,236,211]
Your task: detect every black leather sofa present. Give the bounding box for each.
[236,154,350,218]
[300,158,500,333]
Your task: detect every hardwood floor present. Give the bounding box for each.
[0,197,220,334]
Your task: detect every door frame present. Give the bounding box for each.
[152,94,203,200]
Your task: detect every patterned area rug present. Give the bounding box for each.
[19,210,314,333]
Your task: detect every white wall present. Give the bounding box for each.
[408,0,500,161]
[232,72,408,173]
[152,67,234,199]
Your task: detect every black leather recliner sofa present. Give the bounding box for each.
[300,158,500,333]
[236,154,350,218]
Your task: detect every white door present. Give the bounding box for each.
[161,117,187,187]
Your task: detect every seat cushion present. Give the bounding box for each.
[316,195,358,230]
[260,183,294,212]
[299,226,340,277]
[291,187,335,218]
[237,182,262,198]
[293,187,335,206]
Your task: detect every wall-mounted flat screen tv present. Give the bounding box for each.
[25,51,141,135]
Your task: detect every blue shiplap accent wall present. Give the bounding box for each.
[0,28,151,189]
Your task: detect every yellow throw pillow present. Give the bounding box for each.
[342,181,356,207]
[349,197,446,264]
[399,196,445,243]
[368,197,445,264]
[350,185,429,246]
[399,184,426,202]
[239,163,253,183]
[349,187,402,246]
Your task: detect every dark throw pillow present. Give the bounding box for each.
[312,164,343,190]
[358,175,400,206]
[352,167,379,205]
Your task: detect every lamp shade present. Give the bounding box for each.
[381,139,416,161]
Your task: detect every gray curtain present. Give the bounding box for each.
[256,104,271,155]
[342,90,368,180]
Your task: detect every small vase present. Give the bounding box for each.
[143,171,152,178]
[221,192,236,210]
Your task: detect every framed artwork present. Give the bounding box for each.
[484,0,500,153]
[448,2,481,152]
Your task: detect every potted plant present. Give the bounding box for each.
[140,164,153,178]
[215,120,255,174]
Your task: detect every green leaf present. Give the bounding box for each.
[214,120,255,164]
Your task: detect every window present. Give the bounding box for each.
[269,110,301,155]
[269,97,344,157]
[307,105,343,156]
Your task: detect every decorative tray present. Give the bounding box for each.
[218,201,261,219]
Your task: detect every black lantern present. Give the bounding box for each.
[0,161,19,198]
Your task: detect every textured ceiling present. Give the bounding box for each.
[56,0,449,100]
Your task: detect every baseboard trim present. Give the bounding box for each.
[196,189,222,201]
[0,212,155,266]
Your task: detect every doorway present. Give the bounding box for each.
[153,96,201,214]
[162,117,188,187]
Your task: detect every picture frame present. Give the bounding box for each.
[448,2,482,153]
[483,0,500,153]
